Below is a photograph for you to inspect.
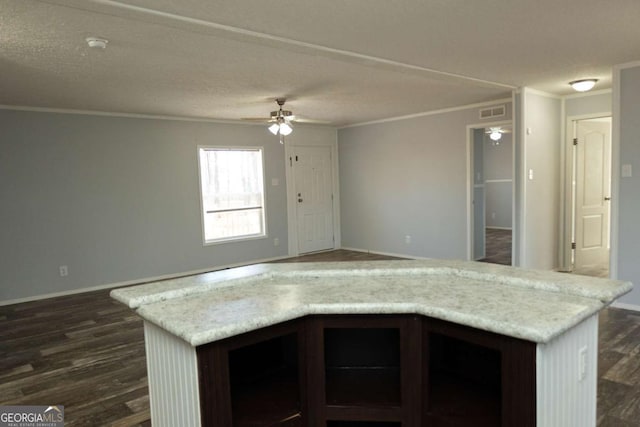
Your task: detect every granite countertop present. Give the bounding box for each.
[110,259,632,347]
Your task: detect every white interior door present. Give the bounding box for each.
[294,145,334,254]
[574,119,611,269]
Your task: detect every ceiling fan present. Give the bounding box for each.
[485,126,511,143]
[243,98,324,144]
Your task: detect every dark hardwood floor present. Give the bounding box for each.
[479,228,512,266]
[596,307,640,426]
[1,250,638,426]
[0,289,150,426]
[271,248,405,263]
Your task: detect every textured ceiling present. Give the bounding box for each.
[1,0,639,126]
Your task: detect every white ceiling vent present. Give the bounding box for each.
[479,105,506,119]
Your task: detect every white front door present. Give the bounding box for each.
[574,119,611,269]
[293,145,334,254]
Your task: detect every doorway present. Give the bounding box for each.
[292,145,335,254]
[469,122,513,265]
[569,116,612,277]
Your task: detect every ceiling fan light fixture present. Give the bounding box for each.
[569,79,598,92]
[268,123,280,135]
[279,122,293,136]
[489,130,502,141]
[264,99,295,140]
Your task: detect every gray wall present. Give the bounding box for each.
[521,91,562,270]
[484,132,513,229]
[0,109,336,302]
[617,65,640,306]
[565,92,611,117]
[338,102,512,259]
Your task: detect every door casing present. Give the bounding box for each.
[285,140,340,257]
[293,145,335,254]
[560,113,612,273]
[466,119,514,264]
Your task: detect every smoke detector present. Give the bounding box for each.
[86,37,108,49]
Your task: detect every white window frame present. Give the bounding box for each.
[197,145,267,245]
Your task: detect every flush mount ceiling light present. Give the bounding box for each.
[569,79,598,92]
[86,37,108,49]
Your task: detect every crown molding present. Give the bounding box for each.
[339,97,513,129]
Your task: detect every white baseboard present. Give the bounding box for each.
[0,254,292,307]
[610,301,640,312]
[486,226,513,231]
[339,246,425,260]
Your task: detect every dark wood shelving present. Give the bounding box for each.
[231,366,302,427]
[197,320,306,427]
[426,330,502,426]
[325,367,401,407]
[307,316,416,424]
[423,318,536,427]
[426,371,501,426]
[228,332,302,426]
[323,326,402,410]
[327,422,401,427]
[197,315,535,427]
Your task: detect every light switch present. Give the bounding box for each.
[271,178,279,186]
[528,169,534,180]
[622,164,632,178]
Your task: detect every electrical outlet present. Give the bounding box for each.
[578,346,587,381]
[491,212,496,220]
[273,237,279,246]
[59,265,69,277]
[405,235,411,244]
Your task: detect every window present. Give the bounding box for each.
[198,147,266,244]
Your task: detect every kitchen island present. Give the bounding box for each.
[111,259,632,427]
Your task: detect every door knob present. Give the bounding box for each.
[605,197,611,201]
[298,198,303,203]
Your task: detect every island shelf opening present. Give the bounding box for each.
[426,332,502,426]
[197,320,307,427]
[324,327,401,408]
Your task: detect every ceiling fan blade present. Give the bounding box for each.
[485,127,512,134]
[242,97,331,127]
[292,117,332,124]
[241,117,273,122]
